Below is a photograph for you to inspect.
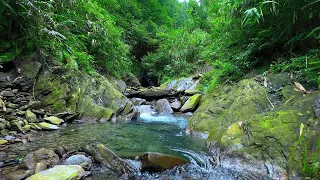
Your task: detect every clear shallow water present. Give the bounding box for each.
[8,114,271,180]
[12,114,207,161]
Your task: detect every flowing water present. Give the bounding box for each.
[7,113,271,179]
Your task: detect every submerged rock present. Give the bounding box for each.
[44,116,64,125]
[26,165,85,180]
[139,152,189,172]
[84,143,136,175]
[180,94,202,112]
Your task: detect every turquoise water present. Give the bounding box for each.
[12,114,208,163]
[6,113,271,179]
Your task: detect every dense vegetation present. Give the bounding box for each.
[1,0,319,87]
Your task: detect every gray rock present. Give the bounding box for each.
[1,90,15,97]
[64,154,92,167]
[84,143,136,175]
[22,148,59,170]
[170,99,182,111]
[131,98,147,106]
[313,96,320,117]
[155,99,173,114]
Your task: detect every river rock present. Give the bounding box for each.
[0,139,8,145]
[54,146,66,158]
[131,98,147,106]
[26,110,37,123]
[155,99,173,114]
[180,94,202,112]
[34,162,47,174]
[139,152,189,172]
[5,169,34,180]
[64,154,92,167]
[313,96,320,117]
[37,122,59,130]
[184,90,201,96]
[11,121,24,132]
[84,143,136,174]
[23,125,31,131]
[26,165,85,180]
[1,90,15,97]
[44,116,64,125]
[28,101,42,109]
[22,148,59,170]
[169,99,182,111]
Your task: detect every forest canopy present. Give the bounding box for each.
[0,0,319,89]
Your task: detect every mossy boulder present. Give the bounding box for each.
[190,74,319,179]
[180,94,202,112]
[26,165,85,180]
[43,116,64,125]
[35,68,133,122]
[25,110,37,123]
[37,122,59,130]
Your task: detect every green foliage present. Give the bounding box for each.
[270,50,320,85]
[197,60,233,92]
[142,28,209,80]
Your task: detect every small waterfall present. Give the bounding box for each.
[170,148,214,171]
[138,113,188,129]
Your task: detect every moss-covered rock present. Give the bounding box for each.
[26,165,85,180]
[37,122,59,130]
[0,139,8,145]
[190,74,319,179]
[34,67,134,122]
[43,116,64,125]
[25,110,37,123]
[180,94,202,112]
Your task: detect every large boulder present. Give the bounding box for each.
[154,99,173,115]
[139,152,189,172]
[84,143,136,175]
[180,94,202,112]
[34,65,134,122]
[21,148,59,170]
[189,74,319,179]
[26,165,85,180]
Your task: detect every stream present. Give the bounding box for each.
[7,113,271,180]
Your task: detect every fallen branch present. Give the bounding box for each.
[266,95,275,109]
